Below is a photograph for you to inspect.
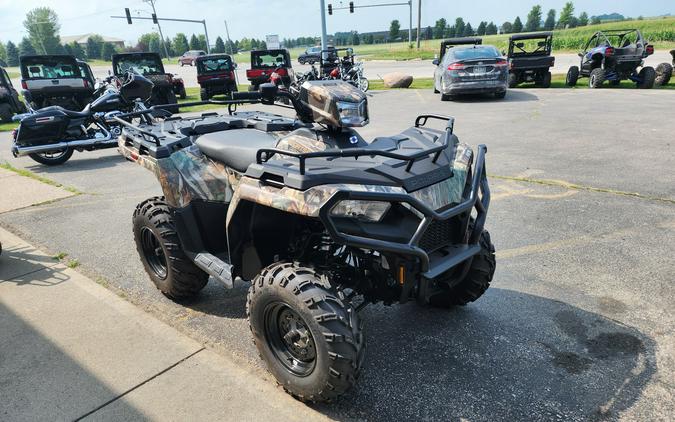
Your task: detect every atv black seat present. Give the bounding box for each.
[195,130,278,172]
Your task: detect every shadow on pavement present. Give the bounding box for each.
[311,288,655,421]
[23,152,126,175]
[0,243,68,286]
[0,302,146,420]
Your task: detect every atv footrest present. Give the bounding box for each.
[422,244,481,280]
[193,252,233,288]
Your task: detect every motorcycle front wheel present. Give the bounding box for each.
[358,77,369,92]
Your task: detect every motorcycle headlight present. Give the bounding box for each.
[336,100,368,127]
[330,200,390,222]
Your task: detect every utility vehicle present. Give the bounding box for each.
[565,29,655,88]
[119,80,495,401]
[654,49,674,86]
[12,72,154,166]
[434,37,483,64]
[112,52,182,110]
[195,54,238,100]
[505,32,554,88]
[0,66,26,122]
[20,55,95,110]
[246,49,293,91]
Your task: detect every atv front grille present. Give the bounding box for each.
[419,219,454,253]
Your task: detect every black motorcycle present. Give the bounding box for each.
[12,72,156,166]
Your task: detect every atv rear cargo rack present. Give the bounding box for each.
[256,114,456,175]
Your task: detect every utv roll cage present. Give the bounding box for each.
[439,37,482,59]
[508,32,553,57]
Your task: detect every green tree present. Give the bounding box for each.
[70,42,85,60]
[455,18,465,37]
[100,42,116,61]
[501,21,513,34]
[558,2,575,28]
[590,16,601,25]
[351,31,360,45]
[148,38,160,54]
[189,34,200,50]
[389,20,400,39]
[173,33,189,55]
[164,37,174,57]
[578,12,589,26]
[433,18,446,39]
[512,16,523,33]
[486,22,498,35]
[0,42,7,66]
[23,7,63,54]
[477,21,487,36]
[463,23,474,36]
[214,36,226,53]
[425,26,433,40]
[544,9,556,30]
[6,41,19,66]
[198,34,207,51]
[19,37,36,56]
[526,5,542,32]
[86,35,103,60]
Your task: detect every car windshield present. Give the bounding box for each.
[114,56,164,75]
[251,51,288,68]
[197,56,233,73]
[21,57,82,79]
[451,46,500,61]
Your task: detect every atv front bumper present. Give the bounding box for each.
[319,145,490,298]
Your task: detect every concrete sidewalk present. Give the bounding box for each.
[0,227,327,421]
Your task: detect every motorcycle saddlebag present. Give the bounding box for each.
[15,109,70,147]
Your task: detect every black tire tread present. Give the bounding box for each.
[589,68,605,88]
[637,66,656,89]
[655,62,673,86]
[246,262,364,403]
[28,148,74,166]
[133,196,208,299]
[429,230,496,307]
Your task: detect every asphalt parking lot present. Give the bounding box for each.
[0,88,673,421]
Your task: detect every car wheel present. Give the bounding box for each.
[566,66,580,86]
[494,90,506,99]
[589,68,605,88]
[507,73,518,88]
[180,61,184,67]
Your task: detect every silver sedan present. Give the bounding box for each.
[433,45,508,101]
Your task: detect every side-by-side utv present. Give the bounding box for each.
[0,66,26,122]
[505,32,555,88]
[117,80,496,402]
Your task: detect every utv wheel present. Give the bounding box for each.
[507,73,518,88]
[178,86,187,99]
[28,148,74,166]
[0,103,12,122]
[200,88,209,101]
[589,68,605,88]
[133,197,208,299]
[541,71,552,88]
[637,66,656,89]
[566,66,579,86]
[247,262,364,402]
[655,63,673,86]
[428,229,496,308]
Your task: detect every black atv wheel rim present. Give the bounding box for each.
[264,302,317,377]
[140,227,168,279]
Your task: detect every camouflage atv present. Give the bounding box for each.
[117,80,495,401]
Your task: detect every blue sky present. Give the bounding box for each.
[0,0,672,45]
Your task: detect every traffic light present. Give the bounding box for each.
[349,2,354,13]
[152,13,158,24]
[328,4,332,15]
[125,8,132,24]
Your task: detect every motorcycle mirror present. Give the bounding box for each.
[259,83,278,102]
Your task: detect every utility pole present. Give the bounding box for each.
[319,0,328,58]
[416,0,421,48]
[143,0,170,59]
[224,20,233,55]
[408,0,412,44]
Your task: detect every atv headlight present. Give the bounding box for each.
[330,200,390,222]
[337,100,368,127]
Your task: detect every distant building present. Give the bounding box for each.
[61,34,125,49]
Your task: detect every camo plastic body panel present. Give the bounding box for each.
[300,80,367,127]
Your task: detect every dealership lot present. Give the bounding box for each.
[0,88,673,420]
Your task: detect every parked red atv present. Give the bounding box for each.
[246,49,294,91]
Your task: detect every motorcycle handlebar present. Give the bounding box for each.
[231,91,262,101]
